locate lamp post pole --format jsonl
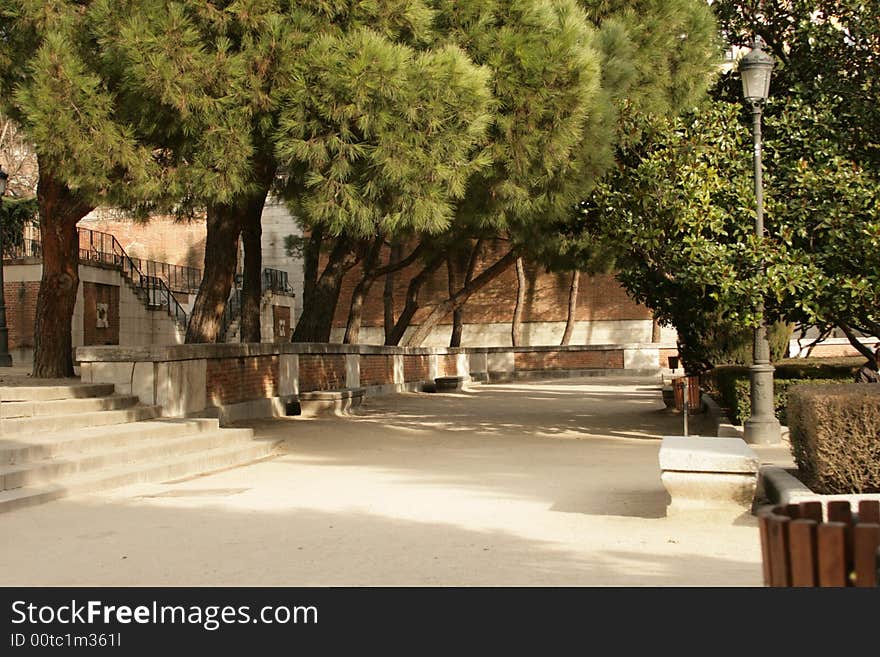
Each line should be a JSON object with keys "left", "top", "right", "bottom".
{"left": 0, "top": 165, "right": 12, "bottom": 366}
{"left": 740, "top": 37, "right": 780, "bottom": 445}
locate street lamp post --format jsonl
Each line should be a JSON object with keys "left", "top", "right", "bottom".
{"left": 0, "top": 165, "right": 12, "bottom": 366}
{"left": 739, "top": 37, "right": 780, "bottom": 444}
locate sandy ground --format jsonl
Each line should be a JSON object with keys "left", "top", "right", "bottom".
{"left": 0, "top": 377, "right": 794, "bottom": 586}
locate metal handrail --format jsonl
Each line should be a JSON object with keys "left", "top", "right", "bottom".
{"left": 77, "top": 228, "right": 189, "bottom": 330}
{"left": 2, "top": 238, "right": 42, "bottom": 260}
{"left": 132, "top": 257, "right": 201, "bottom": 294}
{"left": 219, "top": 268, "right": 294, "bottom": 342}
{"left": 262, "top": 268, "right": 292, "bottom": 294}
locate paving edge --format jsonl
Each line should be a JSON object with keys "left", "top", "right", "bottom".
{"left": 759, "top": 464, "right": 880, "bottom": 510}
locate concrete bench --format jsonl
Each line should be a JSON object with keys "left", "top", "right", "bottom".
{"left": 659, "top": 436, "right": 760, "bottom": 518}
{"left": 297, "top": 388, "right": 365, "bottom": 417}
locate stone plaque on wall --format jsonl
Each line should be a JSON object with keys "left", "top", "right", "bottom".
{"left": 96, "top": 302, "right": 109, "bottom": 328}
{"left": 273, "top": 305, "right": 291, "bottom": 342}
{"left": 84, "top": 282, "right": 120, "bottom": 346}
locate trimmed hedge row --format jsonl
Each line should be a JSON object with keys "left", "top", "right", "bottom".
{"left": 728, "top": 378, "right": 847, "bottom": 425}
{"left": 788, "top": 384, "right": 880, "bottom": 494}
{"left": 710, "top": 359, "right": 859, "bottom": 425}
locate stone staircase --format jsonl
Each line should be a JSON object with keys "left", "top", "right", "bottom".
{"left": 0, "top": 382, "right": 280, "bottom": 513}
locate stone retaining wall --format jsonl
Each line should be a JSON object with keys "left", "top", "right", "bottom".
{"left": 76, "top": 342, "right": 673, "bottom": 422}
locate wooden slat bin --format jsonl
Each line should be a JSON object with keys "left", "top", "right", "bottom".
{"left": 672, "top": 376, "right": 702, "bottom": 413}
{"left": 758, "top": 500, "right": 880, "bottom": 587}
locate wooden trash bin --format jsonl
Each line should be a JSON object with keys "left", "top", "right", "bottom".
{"left": 759, "top": 500, "right": 880, "bottom": 587}
{"left": 672, "top": 376, "right": 701, "bottom": 413}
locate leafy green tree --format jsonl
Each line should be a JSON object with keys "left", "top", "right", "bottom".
{"left": 276, "top": 22, "right": 493, "bottom": 342}
{"left": 0, "top": 1, "right": 158, "bottom": 376}
{"left": 93, "top": 0, "right": 285, "bottom": 343}
{"left": 581, "top": 1, "right": 880, "bottom": 371}
{"left": 401, "top": 0, "right": 719, "bottom": 346}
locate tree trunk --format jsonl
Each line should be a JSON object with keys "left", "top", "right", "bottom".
{"left": 186, "top": 203, "right": 242, "bottom": 343}
{"left": 238, "top": 183, "right": 273, "bottom": 343}
{"left": 292, "top": 237, "right": 359, "bottom": 343}
{"left": 839, "top": 322, "right": 876, "bottom": 365}
{"left": 386, "top": 255, "right": 444, "bottom": 346}
{"left": 344, "top": 235, "right": 384, "bottom": 344}
{"left": 301, "top": 226, "right": 324, "bottom": 314}
{"left": 32, "top": 169, "right": 93, "bottom": 378}
{"left": 511, "top": 257, "right": 526, "bottom": 347}
{"left": 449, "top": 239, "right": 482, "bottom": 348}
{"left": 651, "top": 312, "right": 661, "bottom": 343}
{"left": 560, "top": 271, "right": 580, "bottom": 346}
{"left": 239, "top": 159, "right": 275, "bottom": 343}
{"left": 383, "top": 243, "right": 402, "bottom": 344}
{"left": 448, "top": 257, "right": 464, "bottom": 348}
{"left": 404, "top": 250, "right": 517, "bottom": 347}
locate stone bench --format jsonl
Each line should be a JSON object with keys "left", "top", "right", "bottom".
{"left": 433, "top": 376, "right": 469, "bottom": 392}
{"left": 659, "top": 436, "right": 760, "bottom": 519}
{"left": 296, "top": 388, "right": 366, "bottom": 417}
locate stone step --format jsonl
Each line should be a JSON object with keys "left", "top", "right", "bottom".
{"left": 0, "top": 427, "right": 256, "bottom": 490}
{"left": 0, "top": 440, "right": 280, "bottom": 514}
{"left": 0, "top": 383, "right": 116, "bottom": 402}
{"left": 0, "top": 394, "right": 139, "bottom": 419}
{"left": 0, "top": 405, "right": 161, "bottom": 437}
{"left": 0, "top": 418, "right": 222, "bottom": 464}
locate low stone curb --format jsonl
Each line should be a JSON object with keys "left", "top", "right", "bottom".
{"left": 759, "top": 464, "right": 880, "bottom": 510}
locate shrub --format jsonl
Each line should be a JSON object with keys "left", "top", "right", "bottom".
{"left": 709, "top": 358, "right": 859, "bottom": 424}
{"left": 730, "top": 378, "right": 846, "bottom": 425}
{"left": 787, "top": 384, "right": 880, "bottom": 494}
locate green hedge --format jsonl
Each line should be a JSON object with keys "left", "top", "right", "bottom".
{"left": 710, "top": 359, "right": 858, "bottom": 424}
{"left": 729, "top": 378, "right": 848, "bottom": 425}
{"left": 788, "top": 384, "right": 880, "bottom": 494}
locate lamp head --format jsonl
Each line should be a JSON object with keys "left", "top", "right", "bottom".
{"left": 739, "top": 36, "right": 774, "bottom": 105}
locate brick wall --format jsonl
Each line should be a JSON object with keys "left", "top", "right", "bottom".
{"left": 206, "top": 355, "right": 279, "bottom": 405}
{"left": 80, "top": 212, "right": 207, "bottom": 269}
{"left": 659, "top": 348, "right": 681, "bottom": 369}
{"left": 4, "top": 281, "right": 39, "bottom": 349}
{"left": 359, "top": 354, "right": 394, "bottom": 386}
{"left": 439, "top": 354, "right": 458, "bottom": 377}
{"left": 403, "top": 354, "right": 430, "bottom": 382}
{"left": 331, "top": 240, "right": 652, "bottom": 330}
{"left": 82, "top": 282, "right": 120, "bottom": 346}
{"left": 298, "top": 354, "right": 346, "bottom": 392}
{"left": 514, "top": 349, "right": 624, "bottom": 371}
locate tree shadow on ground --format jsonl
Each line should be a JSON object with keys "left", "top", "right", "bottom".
{"left": 0, "top": 494, "right": 762, "bottom": 586}
{"left": 240, "top": 379, "right": 717, "bottom": 521}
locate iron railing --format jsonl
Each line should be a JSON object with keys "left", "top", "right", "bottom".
{"left": 132, "top": 258, "right": 201, "bottom": 294}
{"left": 219, "top": 268, "right": 292, "bottom": 342}
{"left": 76, "top": 229, "right": 201, "bottom": 294}
{"left": 262, "top": 268, "right": 292, "bottom": 294}
{"left": 77, "top": 228, "right": 189, "bottom": 330}
{"left": 2, "top": 238, "right": 42, "bottom": 260}
{"left": 3, "top": 226, "right": 190, "bottom": 330}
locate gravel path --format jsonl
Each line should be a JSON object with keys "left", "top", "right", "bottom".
{"left": 0, "top": 377, "right": 791, "bottom": 586}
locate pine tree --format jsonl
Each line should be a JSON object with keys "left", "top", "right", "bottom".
{"left": 0, "top": 1, "right": 158, "bottom": 377}
{"left": 400, "top": 0, "right": 719, "bottom": 346}
{"left": 92, "top": 0, "right": 280, "bottom": 343}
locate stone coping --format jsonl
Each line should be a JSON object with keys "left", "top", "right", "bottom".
{"left": 759, "top": 465, "right": 880, "bottom": 509}
{"left": 659, "top": 436, "right": 760, "bottom": 474}
{"left": 76, "top": 341, "right": 675, "bottom": 363}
